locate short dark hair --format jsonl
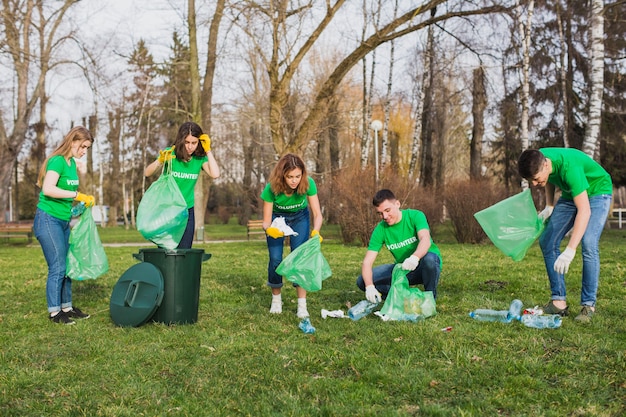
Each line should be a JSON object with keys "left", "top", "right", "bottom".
{"left": 518, "top": 149, "right": 545, "bottom": 179}
{"left": 373, "top": 189, "right": 396, "bottom": 207}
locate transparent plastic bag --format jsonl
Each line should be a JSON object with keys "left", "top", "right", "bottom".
{"left": 379, "top": 265, "right": 437, "bottom": 320}
{"left": 275, "top": 237, "right": 332, "bottom": 292}
{"left": 474, "top": 189, "right": 545, "bottom": 261}
{"left": 136, "top": 163, "right": 188, "bottom": 250}
{"left": 66, "top": 207, "right": 109, "bottom": 280}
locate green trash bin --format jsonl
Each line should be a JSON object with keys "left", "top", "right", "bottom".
{"left": 133, "top": 248, "right": 211, "bottom": 325}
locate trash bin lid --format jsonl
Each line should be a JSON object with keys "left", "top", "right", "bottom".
{"left": 110, "top": 262, "right": 164, "bottom": 327}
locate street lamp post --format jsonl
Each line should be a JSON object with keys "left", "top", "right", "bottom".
{"left": 370, "top": 120, "right": 383, "bottom": 184}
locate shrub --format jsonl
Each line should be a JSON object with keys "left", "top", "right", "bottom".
{"left": 330, "top": 164, "right": 444, "bottom": 245}
{"left": 444, "top": 179, "right": 507, "bottom": 243}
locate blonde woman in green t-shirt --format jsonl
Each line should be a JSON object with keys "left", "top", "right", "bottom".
{"left": 518, "top": 148, "right": 612, "bottom": 322}
{"left": 33, "top": 126, "right": 96, "bottom": 325}
{"left": 260, "top": 153, "right": 323, "bottom": 318}
{"left": 145, "top": 122, "right": 220, "bottom": 248}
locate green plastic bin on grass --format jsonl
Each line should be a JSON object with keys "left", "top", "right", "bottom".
{"left": 133, "top": 248, "right": 211, "bottom": 325}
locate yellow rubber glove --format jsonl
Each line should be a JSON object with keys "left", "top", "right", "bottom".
{"left": 158, "top": 147, "right": 175, "bottom": 164}
{"left": 310, "top": 229, "right": 323, "bottom": 243}
{"left": 265, "top": 227, "right": 284, "bottom": 239}
{"left": 75, "top": 192, "right": 95, "bottom": 208}
{"left": 199, "top": 134, "right": 211, "bottom": 153}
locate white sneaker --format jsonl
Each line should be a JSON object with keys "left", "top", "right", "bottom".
{"left": 297, "top": 305, "right": 309, "bottom": 319}
{"left": 270, "top": 299, "right": 282, "bottom": 314}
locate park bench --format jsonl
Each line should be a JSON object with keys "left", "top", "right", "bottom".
{"left": 0, "top": 222, "right": 34, "bottom": 243}
{"left": 246, "top": 219, "right": 290, "bottom": 244}
{"left": 246, "top": 219, "right": 265, "bottom": 240}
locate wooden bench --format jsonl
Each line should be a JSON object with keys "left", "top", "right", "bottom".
{"left": 0, "top": 222, "right": 34, "bottom": 243}
{"left": 247, "top": 219, "right": 265, "bottom": 240}
{"left": 246, "top": 219, "right": 290, "bottom": 245}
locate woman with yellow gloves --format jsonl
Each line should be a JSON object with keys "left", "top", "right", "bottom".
{"left": 261, "top": 153, "right": 323, "bottom": 318}
{"left": 144, "top": 121, "right": 220, "bottom": 248}
{"left": 34, "top": 126, "right": 96, "bottom": 324}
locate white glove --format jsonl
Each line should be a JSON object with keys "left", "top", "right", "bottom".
{"left": 365, "top": 285, "right": 382, "bottom": 304}
{"left": 539, "top": 206, "right": 554, "bottom": 222}
{"left": 554, "top": 247, "right": 575, "bottom": 275}
{"left": 401, "top": 255, "right": 420, "bottom": 271}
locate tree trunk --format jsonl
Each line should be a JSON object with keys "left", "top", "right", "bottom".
{"left": 470, "top": 66, "right": 486, "bottom": 179}
{"left": 517, "top": 0, "right": 534, "bottom": 152}
{"left": 583, "top": 0, "right": 604, "bottom": 160}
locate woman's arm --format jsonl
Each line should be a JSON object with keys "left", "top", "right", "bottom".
{"left": 202, "top": 151, "right": 220, "bottom": 178}
{"left": 262, "top": 201, "right": 274, "bottom": 230}
{"left": 144, "top": 159, "right": 161, "bottom": 177}
{"left": 41, "top": 171, "right": 76, "bottom": 199}
{"left": 307, "top": 194, "right": 323, "bottom": 232}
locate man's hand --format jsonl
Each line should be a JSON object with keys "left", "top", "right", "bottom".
{"left": 539, "top": 206, "right": 554, "bottom": 222}
{"left": 199, "top": 134, "right": 211, "bottom": 153}
{"left": 75, "top": 192, "right": 95, "bottom": 208}
{"left": 158, "top": 147, "right": 175, "bottom": 164}
{"left": 310, "top": 230, "right": 323, "bottom": 243}
{"left": 401, "top": 255, "right": 420, "bottom": 271}
{"left": 265, "top": 227, "right": 284, "bottom": 239}
{"left": 554, "top": 247, "right": 575, "bottom": 274}
{"left": 365, "top": 285, "right": 382, "bottom": 304}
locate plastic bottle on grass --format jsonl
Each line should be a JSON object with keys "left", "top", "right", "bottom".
{"left": 469, "top": 309, "right": 511, "bottom": 323}
{"left": 71, "top": 202, "right": 86, "bottom": 217}
{"left": 508, "top": 299, "right": 523, "bottom": 321}
{"left": 348, "top": 300, "right": 379, "bottom": 321}
{"left": 521, "top": 314, "right": 562, "bottom": 329}
{"left": 298, "top": 317, "right": 316, "bottom": 334}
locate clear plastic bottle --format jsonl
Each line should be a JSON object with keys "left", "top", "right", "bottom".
{"left": 348, "top": 300, "right": 379, "bottom": 321}
{"left": 70, "top": 202, "right": 86, "bottom": 217}
{"left": 298, "top": 317, "right": 316, "bottom": 334}
{"left": 521, "top": 314, "right": 562, "bottom": 329}
{"left": 469, "top": 309, "right": 511, "bottom": 323}
{"left": 508, "top": 299, "right": 523, "bottom": 321}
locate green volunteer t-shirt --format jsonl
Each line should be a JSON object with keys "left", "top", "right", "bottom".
{"left": 166, "top": 148, "right": 208, "bottom": 208}
{"left": 541, "top": 148, "right": 612, "bottom": 199}
{"left": 367, "top": 209, "right": 441, "bottom": 263}
{"left": 37, "top": 155, "right": 79, "bottom": 221}
{"left": 260, "top": 176, "right": 317, "bottom": 213}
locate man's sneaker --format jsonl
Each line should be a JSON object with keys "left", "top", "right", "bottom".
{"left": 270, "top": 299, "right": 282, "bottom": 314}
{"left": 297, "top": 306, "right": 309, "bottom": 319}
{"left": 66, "top": 307, "right": 90, "bottom": 320}
{"left": 575, "top": 306, "right": 594, "bottom": 323}
{"left": 49, "top": 311, "right": 75, "bottom": 325}
{"left": 543, "top": 300, "right": 569, "bottom": 317}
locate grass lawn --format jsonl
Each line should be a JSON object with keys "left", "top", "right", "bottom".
{"left": 1, "top": 222, "right": 624, "bottom": 416}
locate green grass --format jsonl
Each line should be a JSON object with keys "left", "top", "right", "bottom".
{"left": 1, "top": 223, "right": 625, "bottom": 416}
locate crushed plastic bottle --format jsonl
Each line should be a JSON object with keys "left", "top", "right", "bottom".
{"left": 508, "top": 299, "right": 523, "bottom": 321}
{"left": 521, "top": 314, "right": 562, "bottom": 329}
{"left": 70, "top": 202, "right": 86, "bottom": 217}
{"left": 298, "top": 317, "right": 316, "bottom": 334}
{"left": 348, "top": 300, "right": 379, "bottom": 321}
{"left": 469, "top": 299, "right": 523, "bottom": 323}
{"left": 469, "top": 309, "right": 511, "bottom": 323}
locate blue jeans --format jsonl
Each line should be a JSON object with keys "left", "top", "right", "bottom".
{"left": 538, "top": 194, "right": 611, "bottom": 307}
{"left": 266, "top": 208, "right": 310, "bottom": 288}
{"left": 34, "top": 208, "right": 72, "bottom": 313}
{"left": 356, "top": 252, "right": 441, "bottom": 299}
{"left": 178, "top": 207, "right": 195, "bottom": 249}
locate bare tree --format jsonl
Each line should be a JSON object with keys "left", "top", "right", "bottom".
{"left": 583, "top": 0, "right": 604, "bottom": 159}
{"left": 470, "top": 66, "right": 486, "bottom": 179}
{"left": 0, "top": 0, "right": 80, "bottom": 221}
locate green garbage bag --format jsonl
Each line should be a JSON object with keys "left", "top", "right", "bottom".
{"left": 379, "top": 265, "right": 437, "bottom": 320}
{"left": 67, "top": 207, "right": 109, "bottom": 280}
{"left": 275, "top": 237, "right": 332, "bottom": 292}
{"left": 136, "top": 163, "right": 188, "bottom": 250}
{"left": 474, "top": 188, "right": 545, "bottom": 261}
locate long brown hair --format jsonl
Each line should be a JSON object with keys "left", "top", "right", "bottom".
{"left": 36, "top": 126, "right": 93, "bottom": 187}
{"left": 268, "top": 153, "right": 309, "bottom": 195}
{"left": 173, "top": 121, "right": 205, "bottom": 161}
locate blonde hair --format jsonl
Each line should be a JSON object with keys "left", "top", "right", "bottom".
{"left": 37, "top": 126, "right": 93, "bottom": 187}
{"left": 268, "top": 153, "right": 309, "bottom": 195}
